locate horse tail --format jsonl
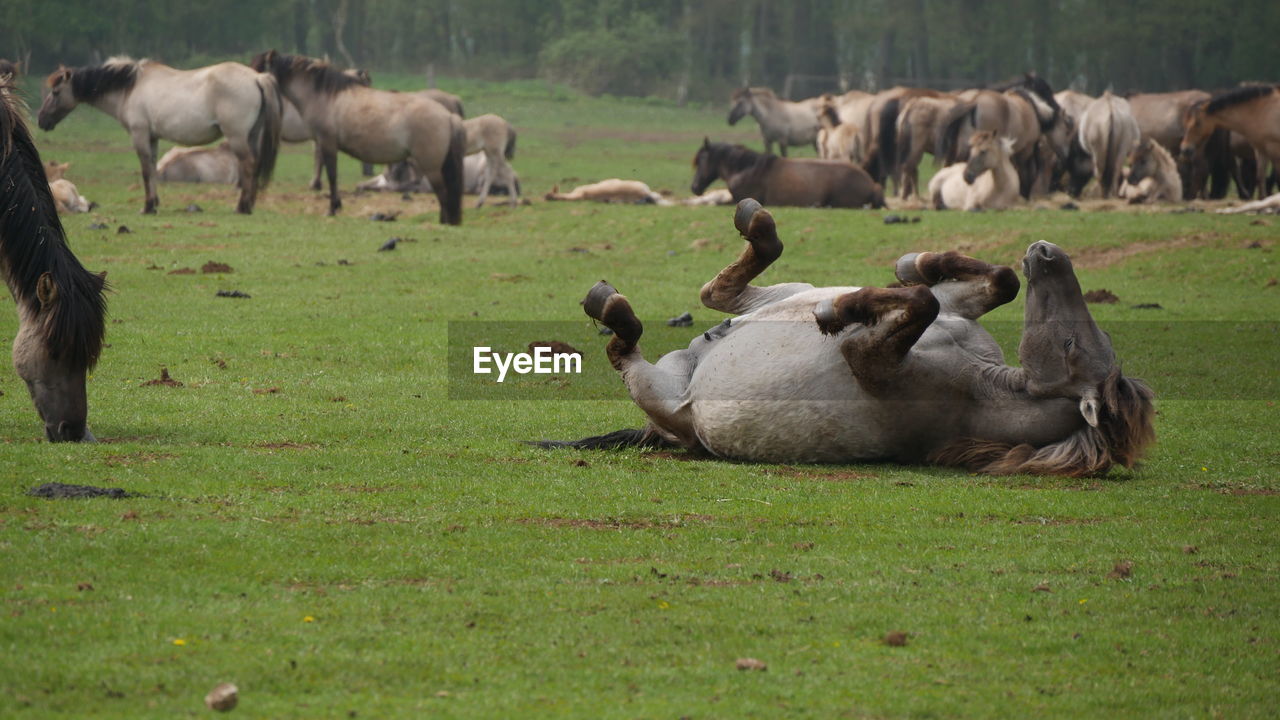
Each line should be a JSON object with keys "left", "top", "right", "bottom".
{"left": 935, "top": 102, "right": 975, "bottom": 165}
{"left": 530, "top": 427, "right": 677, "bottom": 451}
{"left": 896, "top": 110, "right": 914, "bottom": 171}
{"left": 504, "top": 123, "right": 517, "bottom": 161}
{"left": 440, "top": 116, "right": 466, "bottom": 225}
{"left": 876, "top": 97, "right": 901, "bottom": 184}
{"left": 1100, "top": 103, "right": 1118, "bottom": 197}
{"left": 251, "top": 73, "right": 283, "bottom": 190}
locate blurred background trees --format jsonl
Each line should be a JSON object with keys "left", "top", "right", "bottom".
{"left": 4, "top": 0, "right": 1276, "bottom": 100}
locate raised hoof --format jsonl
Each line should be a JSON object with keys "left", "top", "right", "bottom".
{"left": 813, "top": 298, "right": 844, "bottom": 336}
{"left": 894, "top": 252, "right": 931, "bottom": 286}
{"left": 731, "top": 199, "right": 783, "bottom": 263}
{"left": 733, "top": 198, "right": 765, "bottom": 234}
{"left": 582, "top": 281, "right": 619, "bottom": 321}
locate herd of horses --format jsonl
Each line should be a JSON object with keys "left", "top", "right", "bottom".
{"left": 725, "top": 75, "right": 1280, "bottom": 211}
{"left": 6, "top": 55, "right": 1273, "bottom": 474}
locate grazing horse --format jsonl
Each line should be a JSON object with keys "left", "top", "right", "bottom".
{"left": 277, "top": 66, "right": 372, "bottom": 190}
{"left": 929, "top": 131, "right": 1020, "bottom": 211}
{"left": 37, "top": 57, "right": 282, "bottom": 214}
{"left": 251, "top": 51, "right": 466, "bottom": 225}
{"left": 816, "top": 99, "right": 864, "bottom": 164}
{"left": 1120, "top": 139, "right": 1182, "bottom": 203}
{"left": 894, "top": 94, "right": 962, "bottom": 199}
{"left": 727, "top": 87, "right": 820, "bottom": 157}
{"left": 691, "top": 140, "right": 885, "bottom": 209}
{"left": 1078, "top": 92, "right": 1141, "bottom": 198}
{"left": 1, "top": 80, "right": 108, "bottom": 441}
{"left": 1180, "top": 86, "right": 1280, "bottom": 185}
{"left": 545, "top": 200, "right": 1154, "bottom": 475}
{"left": 937, "top": 76, "right": 1073, "bottom": 198}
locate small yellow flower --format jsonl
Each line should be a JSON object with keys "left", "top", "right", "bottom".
{"left": 173, "top": 638, "right": 187, "bottom": 646}
{"left": 1201, "top": 467, "right": 1208, "bottom": 472}
{"left": 1079, "top": 598, "right": 1088, "bottom": 605}
{"left": 656, "top": 601, "right": 669, "bottom": 610}
{"left": 303, "top": 615, "right": 315, "bottom": 623}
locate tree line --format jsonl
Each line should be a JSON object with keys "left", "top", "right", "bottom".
{"left": 3, "top": 0, "right": 1276, "bottom": 101}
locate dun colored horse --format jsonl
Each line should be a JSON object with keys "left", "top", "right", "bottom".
{"left": 2, "top": 79, "right": 108, "bottom": 441}
{"left": 929, "top": 131, "right": 1020, "bottom": 211}
{"left": 545, "top": 179, "right": 669, "bottom": 205}
{"left": 893, "top": 94, "right": 962, "bottom": 199}
{"left": 545, "top": 200, "right": 1154, "bottom": 475}
{"left": 727, "top": 87, "right": 820, "bottom": 157}
{"left": 1078, "top": 92, "right": 1141, "bottom": 198}
{"left": 1181, "top": 85, "right": 1280, "bottom": 185}
{"left": 252, "top": 51, "right": 466, "bottom": 224}
{"left": 692, "top": 139, "right": 885, "bottom": 209}
{"left": 156, "top": 143, "right": 241, "bottom": 184}
{"left": 278, "top": 66, "right": 372, "bottom": 190}
{"left": 43, "top": 161, "right": 93, "bottom": 214}
{"left": 1121, "top": 139, "right": 1182, "bottom": 203}
{"left": 1128, "top": 90, "right": 1232, "bottom": 199}
{"left": 816, "top": 98, "right": 864, "bottom": 164}
{"left": 37, "top": 57, "right": 282, "bottom": 214}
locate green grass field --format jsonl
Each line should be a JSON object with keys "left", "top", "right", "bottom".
{"left": 2, "top": 73, "right": 1278, "bottom": 719}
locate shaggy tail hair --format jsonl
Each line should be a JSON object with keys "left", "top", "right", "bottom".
{"left": 504, "top": 125, "right": 517, "bottom": 161}
{"left": 532, "top": 428, "right": 677, "bottom": 451}
{"left": 251, "top": 73, "right": 283, "bottom": 191}
{"left": 929, "top": 370, "right": 1155, "bottom": 477}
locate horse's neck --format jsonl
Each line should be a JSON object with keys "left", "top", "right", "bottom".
{"left": 86, "top": 91, "right": 128, "bottom": 122}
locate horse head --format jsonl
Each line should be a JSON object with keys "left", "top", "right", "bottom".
{"left": 727, "top": 88, "right": 753, "bottom": 125}
{"left": 1126, "top": 139, "right": 1158, "bottom": 186}
{"left": 962, "top": 131, "right": 1011, "bottom": 184}
{"left": 691, "top": 138, "right": 721, "bottom": 195}
{"left": 1179, "top": 101, "right": 1213, "bottom": 161}
{"left": 36, "top": 67, "right": 76, "bottom": 131}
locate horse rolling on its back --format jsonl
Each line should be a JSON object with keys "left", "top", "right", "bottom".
{"left": 1078, "top": 91, "right": 1141, "bottom": 198}
{"left": 251, "top": 50, "right": 466, "bottom": 225}
{"left": 929, "top": 131, "right": 1020, "bottom": 211}
{"left": 727, "top": 87, "right": 820, "bottom": 157}
{"left": 1, "top": 78, "right": 108, "bottom": 441}
{"left": 692, "top": 139, "right": 885, "bottom": 209}
{"left": 37, "top": 57, "right": 282, "bottom": 214}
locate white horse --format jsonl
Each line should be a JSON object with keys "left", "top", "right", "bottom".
{"left": 816, "top": 96, "right": 864, "bottom": 164}
{"left": 1079, "top": 92, "right": 1141, "bottom": 198}
{"left": 544, "top": 179, "right": 670, "bottom": 205}
{"left": 37, "top": 57, "right": 282, "bottom": 214}
{"left": 727, "top": 87, "right": 819, "bottom": 156}
{"left": 929, "top": 131, "right": 1020, "bottom": 211}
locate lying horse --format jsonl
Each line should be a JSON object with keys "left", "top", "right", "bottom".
{"left": 544, "top": 179, "right": 670, "bottom": 205}
{"left": 2, "top": 77, "right": 108, "bottom": 441}
{"left": 43, "top": 161, "right": 93, "bottom": 214}
{"left": 1120, "top": 139, "right": 1182, "bottom": 204}
{"left": 692, "top": 139, "right": 885, "bottom": 209}
{"left": 929, "top": 131, "right": 1020, "bottom": 211}
{"left": 547, "top": 200, "right": 1154, "bottom": 476}
{"left": 357, "top": 153, "right": 517, "bottom": 197}
{"left": 727, "top": 87, "right": 820, "bottom": 157}
{"left": 37, "top": 57, "right": 282, "bottom": 214}
{"left": 156, "top": 143, "right": 241, "bottom": 184}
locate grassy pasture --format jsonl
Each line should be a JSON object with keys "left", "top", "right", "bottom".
{"left": 2, "top": 72, "right": 1279, "bottom": 718}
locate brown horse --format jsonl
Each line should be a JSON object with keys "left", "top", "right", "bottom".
{"left": 692, "top": 139, "right": 885, "bottom": 209}
{"left": 1181, "top": 86, "right": 1280, "bottom": 183}
{"left": 894, "top": 94, "right": 962, "bottom": 199}
{"left": 251, "top": 51, "right": 466, "bottom": 224}
{"left": 1127, "top": 90, "right": 1236, "bottom": 200}
{"left": 2, "top": 78, "right": 108, "bottom": 441}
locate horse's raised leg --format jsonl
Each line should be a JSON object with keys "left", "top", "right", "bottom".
{"left": 582, "top": 281, "right": 697, "bottom": 444}
{"left": 132, "top": 134, "right": 159, "bottom": 214}
{"left": 893, "top": 251, "right": 1019, "bottom": 319}
{"left": 699, "top": 200, "right": 813, "bottom": 315}
{"left": 813, "top": 285, "right": 940, "bottom": 393}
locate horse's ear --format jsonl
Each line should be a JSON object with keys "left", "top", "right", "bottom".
{"left": 1079, "top": 387, "right": 1101, "bottom": 428}
{"left": 36, "top": 272, "right": 58, "bottom": 308}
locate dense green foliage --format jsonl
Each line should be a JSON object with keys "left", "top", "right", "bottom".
{"left": 3, "top": 0, "right": 1278, "bottom": 101}
{"left": 1, "top": 73, "right": 1278, "bottom": 718}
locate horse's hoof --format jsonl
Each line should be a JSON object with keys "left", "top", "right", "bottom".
{"left": 582, "top": 281, "right": 618, "bottom": 321}
{"left": 894, "top": 253, "right": 930, "bottom": 285}
{"left": 733, "top": 199, "right": 765, "bottom": 235}
{"left": 813, "top": 298, "right": 845, "bottom": 336}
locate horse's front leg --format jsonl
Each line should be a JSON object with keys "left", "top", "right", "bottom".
{"left": 132, "top": 134, "right": 159, "bottom": 214}
{"left": 893, "top": 251, "right": 1019, "bottom": 320}
{"left": 700, "top": 199, "right": 813, "bottom": 315}
{"left": 814, "top": 285, "right": 940, "bottom": 393}
{"left": 321, "top": 144, "right": 342, "bottom": 215}
{"left": 309, "top": 143, "right": 325, "bottom": 191}
{"left": 474, "top": 152, "right": 495, "bottom": 208}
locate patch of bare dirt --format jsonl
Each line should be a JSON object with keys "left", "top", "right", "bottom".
{"left": 140, "top": 368, "right": 182, "bottom": 387}
{"left": 167, "top": 267, "right": 195, "bottom": 275}
{"left": 253, "top": 442, "right": 319, "bottom": 450}
{"left": 201, "top": 261, "right": 233, "bottom": 274}
{"left": 515, "top": 514, "right": 715, "bottom": 530}
{"left": 1084, "top": 289, "right": 1120, "bottom": 304}
{"left": 1107, "top": 560, "right": 1134, "bottom": 579}
{"left": 1069, "top": 233, "right": 1227, "bottom": 269}
{"left": 882, "top": 631, "right": 910, "bottom": 647}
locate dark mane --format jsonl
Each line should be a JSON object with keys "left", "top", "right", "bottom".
{"left": 705, "top": 142, "right": 777, "bottom": 174}
{"left": 1020, "top": 73, "right": 1060, "bottom": 112}
{"left": 0, "top": 81, "right": 107, "bottom": 370}
{"left": 819, "top": 104, "right": 841, "bottom": 126}
{"left": 1205, "top": 85, "right": 1278, "bottom": 115}
{"left": 251, "top": 51, "right": 365, "bottom": 95}
{"left": 67, "top": 59, "right": 138, "bottom": 101}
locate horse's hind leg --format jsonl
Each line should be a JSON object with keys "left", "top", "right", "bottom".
{"left": 132, "top": 133, "right": 159, "bottom": 214}
{"left": 228, "top": 140, "right": 257, "bottom": 214}
{"left": 582, "top": 281, "right": 697, "bottom": 444}
{"left": 700, "top": 200, "right": 813, "bottom": 315}
{"left": 893, "top": 251, "right": 1019, "bottom": 319}
{"left": 813, "top": 285, "right": 940, "bottom": 393}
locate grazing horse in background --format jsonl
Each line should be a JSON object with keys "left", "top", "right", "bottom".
{"left": 929, "top": 131, "right": 1020, "bottom": 211}
{"left": 727, "top": 87, "right": 820, "bottom": 157}
{"left": 1128, "top": 90, "right": 1232, "bottom": 200}
{"left": 816, "top": 98, "right": 864, "bottom": 164}
{"left": 1120, "top": 139, "right": 1182, "bottom": 203}
{"left": 1180, "top": 86, "right": 1280, "bottom": 189}
{"left": 1, "top": 79, "right": 108, "bottom": 441}
{"left": 1078, "top": 92, "right": 1141, "bottom": 198}
{"left": 692, "top": 139, "right": 885, "bottom": 209}
{"left": 37, "top": 57, "right": 282, "bottom": 214}
{"left": 546, "top": 200, "right": 1154, "bottom": 476}
{"left": 277, "top": 66, "right": 373, "bottom": 190}
{"left": 894, "top": 94, "right": 962, "bottom": 199}
{"left": 936, "top": 76, "right": 1072, "bottom": 198}
{"left": 156, "top": 143, "right": 241, "bottom": 184}
{"left": 251, "top": 51, "right": 465, "bottom": 224}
